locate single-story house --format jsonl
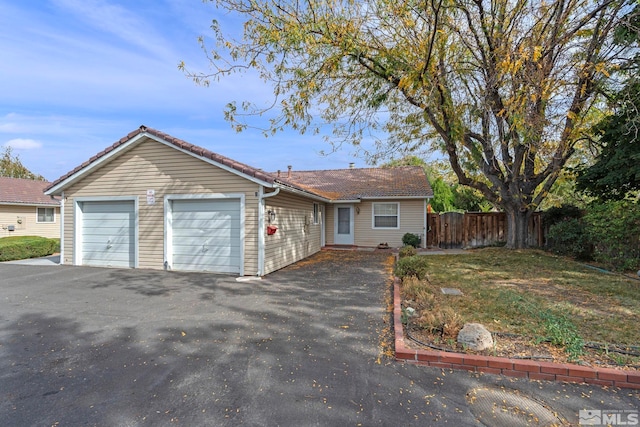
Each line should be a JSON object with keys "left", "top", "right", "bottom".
{"left": 0, "top": 177, "right": 60, "bottom": 239}
{"left": 45, "top": 126, "right": 432, "bottom": 275}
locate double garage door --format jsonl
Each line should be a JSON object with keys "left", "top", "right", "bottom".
{"left": 79, "top": 198, "right": 241, "bottom": 273}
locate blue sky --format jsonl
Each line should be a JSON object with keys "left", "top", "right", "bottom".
{"left": 0, "top": 0, "right": 377, "bottom": 182}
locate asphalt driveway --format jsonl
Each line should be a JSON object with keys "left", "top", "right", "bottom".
{"left": 0, "top": 251, "right": 637, "bottom": 426}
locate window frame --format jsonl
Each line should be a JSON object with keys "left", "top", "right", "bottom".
{"left": 36, "top": 207, "right": 56, "bottom": 223}
{"left": 371, "top": 202, "right": 400, "bottom": 229}
{"left": 313, "top": 203, "right": 320, "bottom": 225}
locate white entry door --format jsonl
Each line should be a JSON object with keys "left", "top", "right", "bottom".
{"left": 170, "top": 198, "right": 242, "bottom": 274}
{"left": 334, "top": 205, "right": 354, "bottom": 245}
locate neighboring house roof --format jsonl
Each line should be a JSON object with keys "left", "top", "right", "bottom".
{"left": 45, "top": 125, "right": 432, "bottom": 201}
{"left": 274, "top": 167, "right": 433, "bottom": 200}
{"left": 0, "top": 177, "right": 59, "bottom": 206}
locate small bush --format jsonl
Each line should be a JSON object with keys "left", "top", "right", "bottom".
{"left": 399, "top": 245, "right": 417, "bottom": 258}
{"left": 546, "top": 218, "right": 592, "bottom": 260}
{"left": 416, "top": 307, "right": 463, "bottom": 339}
{"left": 402, "top": 233, "right": 421, "bottom": 248}
{"left": 584, "top": 200, "right": 640, "bottom": 271}
{"left": 395, "top": 255, "right": 429, "bottom": 280}
{"left": 0, "top": 236, "right": 60, "bottom": 261}
{"left": 542, "top": 204, "right": 583, "bottom": 228}
{"left": 401, "top": 276, "right": 434, "bottom": 309}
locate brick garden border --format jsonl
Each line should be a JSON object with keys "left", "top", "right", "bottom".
{"left": 393, "top": 278, "right": 640, "bottom": 390}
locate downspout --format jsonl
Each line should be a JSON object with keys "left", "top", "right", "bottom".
{"left": 59, "top": 192, "right": 64, "bottom": 263}
{"left": 257, "top": 186, "right": 280, "bottom": 276}
{"left": 423, "top": 198, "right": 427, "bottom": 249}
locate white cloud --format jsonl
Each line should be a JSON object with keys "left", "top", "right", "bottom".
{"left": 4, "top": 138, "right": 42, "bottom": 150}
{"left": 51, "top": 0, "right": 175, "bottom": 61}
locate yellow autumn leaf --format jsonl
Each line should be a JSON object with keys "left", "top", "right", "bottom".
{"left": 533, "top": 46, "right": 542, "bottom": 62}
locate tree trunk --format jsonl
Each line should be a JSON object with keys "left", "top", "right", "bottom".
{"left": 505, "top": 206, "right": 533, "bottom": 249}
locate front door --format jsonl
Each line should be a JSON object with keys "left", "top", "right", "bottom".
{"left": 334, "top": 205, "right": 354, "bottom": 245}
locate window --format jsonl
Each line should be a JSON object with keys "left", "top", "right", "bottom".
{"left": 373, "top": 203, "right": 399, "bottom": 228}
{"left": 37, "top": 207, "right": 55, "bottom": 223}
{"left": 313, "top": 203, "right": 320, "bottom": 224}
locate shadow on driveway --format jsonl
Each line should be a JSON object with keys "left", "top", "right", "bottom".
{"left": 0, "top": 251, "right": 637, "bottom": 426}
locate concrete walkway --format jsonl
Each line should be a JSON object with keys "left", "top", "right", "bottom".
{"left": 2, "top": 254, "right": 60, "bottom": 265}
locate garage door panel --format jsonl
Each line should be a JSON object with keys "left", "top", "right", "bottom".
{"left": 82, "top": 222, "right": 132, "bottom": 231}
{"left": 83, "top": 211, "right": 132, "bottom": 219}
{"left": 172, "top": 228, "right": 240, "bottom": 241}
{"left": 82, "top": 238, "right": 131, "bottom": 249}
{"left": 172, "top": 254, "right": 238, "bottom": 269}
{"left": 172, "top": 219, "right": 237, "bottom": 230}
{"left": 172, "top": 199, "right": 238, "bottom": 212}
{"left": 82, "top": 227, "right": 131, "bottom": 239}
{"left": 83, "top": 244, "right": 131, "bottom": 257}
{"left": 172, "top": 244, "right": 239, "bottom": 257}
{"left": 83, "top": 202, "right": 133, "bottom": 214}
{"left": 170, "top": 198, "right": 241, "bottom": 273}
{"left": 173, "top": 206, "right": 237, "bottom": 219}
{"left": 83, "top": 253, "right": 131, "bottom": 267}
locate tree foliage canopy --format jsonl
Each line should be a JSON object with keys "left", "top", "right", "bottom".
{"left": 186, "top": 0, "right": 636, "bottom": 247}
{"left": 576, "top": 4, "right": 640, "bottom": 201}
{"left": 576, "top": 80, "right": 640, "bottom": 200}
{"left": 0, "top": 147, "right": 45, "bottom": 180}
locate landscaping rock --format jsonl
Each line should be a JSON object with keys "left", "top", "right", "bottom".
{"left": 457, "top": 323, "right": 494, "bottom": 351}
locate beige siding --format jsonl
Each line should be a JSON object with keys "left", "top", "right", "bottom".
{"left": 263, "top": 192, "right": 323, "bottom": 274}
{"left": 325, "top": 199, "right": 426, "bottom": 247}
{"left": 325, "top": 206, "right": 335, "bottom": 245}
{"left": 61, "top": 137, "right": 260, "bottom": 273}
{"left": 0, "top": 205, "right": 60, "bottom": 239}
{"left": 354, "top": 200, "right": 426, "bottom": 247}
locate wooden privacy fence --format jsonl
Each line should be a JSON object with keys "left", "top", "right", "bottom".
{"left": 426, "top": 212, "right": 544, "bottom": 249}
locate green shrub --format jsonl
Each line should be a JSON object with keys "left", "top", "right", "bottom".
{"left": 398, "top": 245, "right": 417, "bottom": 258}
{"left": 0, "top": 236, "right": 60, "bottom": 261}
{"left": 542, "top": 204, "right": 583, "bottom": 228}
{"left": 402, "top": 233, "right": 421, "bottom": 248}
{"left": 546, "top": 218, "right": 592, "bottom": 260}
{"left": 395, "top": 255, "right": 429, "bottom": 280}
{"left": 584, "top": 200, "right": 640, "bottom": 271}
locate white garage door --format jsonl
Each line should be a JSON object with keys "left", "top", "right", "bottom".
{"left": 171, "top": 198, "right": 241, "bottom": 273}
{"left": 81, "top": 200, "right": 135, "bottom": 268}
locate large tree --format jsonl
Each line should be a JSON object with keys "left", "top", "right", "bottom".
{"left": 183, "top": 0, "right": 635, "bottom": 248}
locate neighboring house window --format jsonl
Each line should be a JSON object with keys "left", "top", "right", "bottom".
{"left": 313, "top": 203, "right": 320, "bottom": 224}
{"left": 373, "top": 203, "right": 399, "bottom": 228}
{"left": 37, "top": 207, "right": 55, "bottom": 223}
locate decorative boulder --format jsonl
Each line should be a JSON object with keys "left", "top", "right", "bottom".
{"left": 457, "top": 323, "right": 494, "bottom": 351}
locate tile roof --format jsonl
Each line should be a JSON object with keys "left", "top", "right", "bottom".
{"left": 45, "top": 126, "right": 432, "bottom": 201}
{"left": 45, "top": 125, "right": 275, "bottom": 192}
{"left": 0, "top": 177, "right": 59, "bottom": 205}
{"left": 274, "top": 167, "right": 433, "bottom": 200}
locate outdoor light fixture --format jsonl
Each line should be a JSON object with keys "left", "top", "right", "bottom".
{"left": 267, "top": 210, "right": 276, "bottom": 223}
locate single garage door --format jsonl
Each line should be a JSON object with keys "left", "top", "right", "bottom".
{"left": 81, "top": 200, "right": 136, "bottom": 268}
{"left": 171, "top": 198, "right": 241, "bottom": 273}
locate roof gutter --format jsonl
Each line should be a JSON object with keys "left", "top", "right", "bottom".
{"left": 273, "top": 182, "right": 331, "bottom": 203}
{"left": 357, "top": 196, "right": 433, "bottom": 201}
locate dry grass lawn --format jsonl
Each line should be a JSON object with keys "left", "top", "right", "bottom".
{"left": 399, "top": 248, "right": 640, "bottom": 367}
